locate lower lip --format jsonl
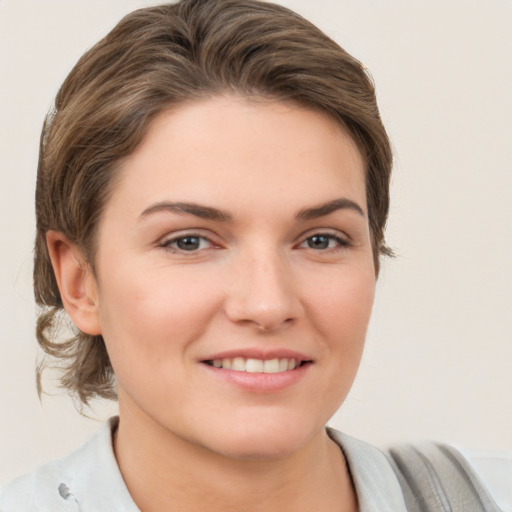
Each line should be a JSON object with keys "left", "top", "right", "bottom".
{"left": 201, "top": 363, "right": 311, "bottom": 393}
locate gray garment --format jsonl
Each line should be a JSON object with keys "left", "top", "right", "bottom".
{"left": 0, "top": 417, "right": 415, "bottom": 511}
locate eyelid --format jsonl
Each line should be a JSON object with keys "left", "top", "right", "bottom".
{"left": 298, "top": 227, "right": 351, "bottom": 242}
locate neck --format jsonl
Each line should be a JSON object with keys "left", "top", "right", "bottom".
{"left": 114, "top": 405, "right": 357, "bottom": 512}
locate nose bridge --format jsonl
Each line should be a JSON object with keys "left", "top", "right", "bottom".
{"left": 225, "top": 242, "right": 299, "bottom": 331}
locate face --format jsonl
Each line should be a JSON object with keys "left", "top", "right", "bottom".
{"left": 89, "top": 96, "right": 375, "bottom": 459}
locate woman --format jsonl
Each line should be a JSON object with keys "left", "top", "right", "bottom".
{"left": 0, "top": 1, "right": 507, "bottom": 511}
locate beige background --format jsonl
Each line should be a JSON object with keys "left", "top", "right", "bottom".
{"left": 1, "top": 0, "right": 511, "bottom": 486}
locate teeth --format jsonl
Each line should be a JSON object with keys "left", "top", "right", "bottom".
{"left": 209, "top": 357, "right": 302, "bottom": 373}
{"left": 245, "top": 358, "right": 263, "bottom": 373}
{"left": 263, "top": 359, "right": 280, "bottom": 373}
{"left": 232, "top": 357, "right": 246, "bottom": 371}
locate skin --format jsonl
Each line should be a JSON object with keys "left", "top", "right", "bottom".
{"left": 48, "top": 96, "right": 376, "bottom": 512}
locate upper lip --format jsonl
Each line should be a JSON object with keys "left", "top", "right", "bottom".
{"left": 201, "top": 348, "right": 313, "bottom": 362}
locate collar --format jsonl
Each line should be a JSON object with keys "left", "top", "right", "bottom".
{"left": 74, "top": 421, "right": 408, "bottom": 511}
{"left": 58, "top": 416, "right": 139, "bottom": 511}
{"left": 327, "top": 428, "right": 409, "bottom": 512}
{"left": 1, "top": 418, "right": 408, "bottom": 511}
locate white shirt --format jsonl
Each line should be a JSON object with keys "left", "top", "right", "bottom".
{"left": 0, "top": 417, "right": 503, "bottom": 511}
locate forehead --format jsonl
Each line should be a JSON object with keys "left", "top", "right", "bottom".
{"left": 106, "top": 96, "right": 366, "bottom": 220}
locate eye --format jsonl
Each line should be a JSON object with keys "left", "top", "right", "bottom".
{"left": 299, "top": 233, "right": 349, "bottom": 250}
{"left": 161, "top": 234, "right": 213, "bottom": 252}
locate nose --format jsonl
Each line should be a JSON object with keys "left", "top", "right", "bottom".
{"left": 224, "top": 249, "right": 301, "bottom": 332}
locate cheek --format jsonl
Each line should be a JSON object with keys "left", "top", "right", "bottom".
{"left": 306, "top": 263, "right": 375, "bottom": 340}
{"left": 96, "top": 265, "right": 223, "bottom": 372}
{"left": 295, "top": 263, "right": 375, "bottom": 425}
{"left": 302, "top": 260, "right": 375, "bottom": 401}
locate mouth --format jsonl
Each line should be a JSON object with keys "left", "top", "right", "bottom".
{"left": 200, "top": 352, "right": 313, "bottom": 392}
{"left": 202, "top": 357, "right": 312, "bottom": 373}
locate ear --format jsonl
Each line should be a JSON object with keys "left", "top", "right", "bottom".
{"left": 46, "top": 231, "right": 102, "bottom": 336}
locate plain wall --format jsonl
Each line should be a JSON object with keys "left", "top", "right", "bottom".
{"left": 1, "top": 0, "right": 511, "bottom": 486}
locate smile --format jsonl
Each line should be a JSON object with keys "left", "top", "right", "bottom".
{"left": 204, "top": 357, "right": 309, "bottom": 373}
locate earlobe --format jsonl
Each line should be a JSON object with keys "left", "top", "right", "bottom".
{"left": 46, "top": 231, "right": 102, "bottom": 335}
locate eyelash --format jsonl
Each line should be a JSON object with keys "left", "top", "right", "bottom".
{"left": 159, "top": 231, "right": 350, "bottom": 255}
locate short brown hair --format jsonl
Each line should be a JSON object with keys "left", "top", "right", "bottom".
{"left": 34, "top": 0, "right": 393, "bottom": 404}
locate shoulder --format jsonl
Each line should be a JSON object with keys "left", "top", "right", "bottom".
{"left": 0, "top": 438, "right": 91, "bottom": 512}
{"left": 460, "top": 448, "right": 512, "bottom": 512}
{"left": 0, "top": 457, "right": 74, "bottom": 511}
{"left": 327, "top": 427, "right": 509, "bottom": 512}
{"left": 0, "top": 417, "right": 138, "bottom": 512}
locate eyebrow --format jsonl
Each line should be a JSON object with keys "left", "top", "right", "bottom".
{"left": 139, "top": 202, "right": 233, "bottom": 222}
{"left": 295, "top": 198, "right": 365, "bottom": 220}
{"left": 139, "top": 197, "right": 365, "bottom": 223}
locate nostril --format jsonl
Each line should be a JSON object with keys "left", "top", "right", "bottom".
{"left": 258, "top": 316, "right": 295, "bottom": 331}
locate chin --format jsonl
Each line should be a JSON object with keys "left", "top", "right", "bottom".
{"left": 214, "top": 435, "right": 307, "bottom": 461}
{"left": 199, "top": 416, "right": 322, "bottom": 461}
